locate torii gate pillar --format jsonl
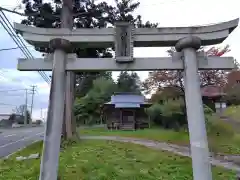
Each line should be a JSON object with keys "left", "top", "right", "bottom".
{"left": 176, "top": 36, "right": 212, "bottom": 180}
{"left": 39, "top": 38, "right": 70, "bottom": 180}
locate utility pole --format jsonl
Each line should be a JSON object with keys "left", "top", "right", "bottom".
{"left": 30, "top": 85, "right": 37, "bottom": 125}
{"left": 24, "top": 88, "right": 28, "bottom": 126}
{"left": 41, "top": 108, "right": 43, "bottom": 120}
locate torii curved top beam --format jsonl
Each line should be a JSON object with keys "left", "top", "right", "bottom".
{"left": 14, "top": 18, "right": 239, "bottom": 48}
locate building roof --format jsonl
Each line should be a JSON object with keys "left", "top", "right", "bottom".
{"left": 155, "top": 85, "right": 226, "bottom": 98}
{"left": 200, "top": 85, "right": 226, "bottom": 97}
{"left": 0, "top": 114, "right": 11, "bottom": 121}
{"left": 104, "top": 93, "right": 151, "bottom": 108}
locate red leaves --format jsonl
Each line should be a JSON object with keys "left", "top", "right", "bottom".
{"left": 205, "top": 45, "right": 230, "bottom": 57}
{"left": 143, "top": 45, "right": 231, "bottom": 95}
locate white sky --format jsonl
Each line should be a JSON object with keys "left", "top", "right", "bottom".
{"left": 0, "top": 0, "right": 239, "bottom": 119}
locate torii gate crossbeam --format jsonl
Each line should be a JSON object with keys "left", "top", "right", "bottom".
{"left": 18, "top": 55, "right": 234, "bottom": 71}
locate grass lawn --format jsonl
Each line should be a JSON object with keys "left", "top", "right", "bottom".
{"left": 0, "top": 140, "right": 237, "bottom": 180}
{"left": 80, "top": 127, "right": 189, "bottom": 145}
{"left": 223, "top": 105, "right": 240, "bottom": 122}
{"left": 80, "top": 127, "right": 240, "bottom": 155}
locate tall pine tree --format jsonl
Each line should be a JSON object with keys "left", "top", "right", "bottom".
{"left": 21, "top": 0, "right": 158, "bottom": 138}
{"left": 21, "top": 0, "right": 157, "bottom": 97}
{"left": 117, "top": 71, "right": 142, "bottom": 93}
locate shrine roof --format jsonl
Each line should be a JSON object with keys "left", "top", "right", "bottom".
{"left": 104, "top": 92, "right": 151, "bottom": 108}
{"left": 201, "top": 85, "right": 226, "bottom": 97}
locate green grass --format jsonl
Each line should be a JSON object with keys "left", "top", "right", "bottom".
{"left": 208, "top": 133, "right": 240, "bottom": 155}
{"left": 80, "top": 127, "right": 240, "bottom": 155}
{"left": 81, "top": 127, "right": 189, "bottom": 145}
{"left": 223, "top": 105, "right": 240, "bottom": 122}
{"left": 0, "top": 140, "right": 237, "bottom": 180}
{"left": 207, "top": 117, "right": 240, "bottom": 155}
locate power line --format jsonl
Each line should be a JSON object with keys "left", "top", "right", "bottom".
{"left": 0, "top": 88, "right": 42, "bottom": 95}
{"left": 0, "top": 89, "right": 26, "bottom": 92}
{"left": 24, "top": 88, "right": 28, "bottom": 125}
{"left": 0, "top": 11, "right": 32, "bottom": 58}
{"left": 29, "top": 85, "right": 37, "bottom": 123}
{"left": 0, "top": 103, "right": 31, "bottom": 107}
{"left": 0, "top": 94, "right": 25, "bottom": 97}
{"left": 0, "top": 103, "right": 16, "bottom": 106}
{"left": 0, "top": 10, "right": 51, "bottom": 84}
{"left": 0, "top": 46, "right": 32, "bottom": 52}
{"left": 0, "top": 91, "right": 29, "bottom": 95}
{"left": 0, "top": 102, "right": 31, "bottom": 107}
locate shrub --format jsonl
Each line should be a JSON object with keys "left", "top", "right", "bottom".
{"left": 203, "top": 104, "right": 214, "bottom": 124}
{"left": 203, "top": 104, "right": 214, "bottom": 115}
{"left": 223, "top": 105, "right": 240, "bottom": 121}
{"left": 146, "top": 103, "right": 162, "bottom": 125}
{"left": 224, "top": 85, "right": 240, "bottom": 105}
{"left": 147, "top": 99, "right": 215, "bottom": 131}
{"left": 160, "top": 99, "right": 186, "bottom": 131}
{"left": 207, "top": 115, "right": 234, "bottom": 138}
{"left": 161, "top": 99, "right": 183, "bottom": 116}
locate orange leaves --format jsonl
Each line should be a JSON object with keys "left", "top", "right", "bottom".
{"left": 143, "top": 45, "right": 231, "bottom": 95}
{"left": 205, "top": 45, "right": 230, "bottom": 57}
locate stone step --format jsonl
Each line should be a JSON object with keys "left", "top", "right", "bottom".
{"left": 120, "top": 124, "right": 135, "bottom": 130}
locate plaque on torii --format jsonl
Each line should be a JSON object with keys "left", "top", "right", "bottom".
{"left": 114, "top": 22, "right": 134, "bottom": 63}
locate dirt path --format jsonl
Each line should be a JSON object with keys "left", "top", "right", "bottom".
{"left": 81, "top": 135, "right": 240, "bottom": 172}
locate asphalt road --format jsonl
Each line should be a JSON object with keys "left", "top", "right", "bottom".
{"left": 0, "top": 126, "right": 44, "bottom": 158}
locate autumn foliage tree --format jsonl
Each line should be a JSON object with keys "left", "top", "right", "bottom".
{"left": 143, "top": 45, "right": 231, "bottom": 98}
{"left": 199, "top": 45, "right": 230, "bottom": 87}
{"left": 224, "top": 69, "right": 240, "bottom": 105}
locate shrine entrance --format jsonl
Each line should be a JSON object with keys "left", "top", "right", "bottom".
{"left": 15, "top": 18, "right": 239, "bottom": 180}
{"left": 122, "top": 110, "right": 134, "bottom": 124}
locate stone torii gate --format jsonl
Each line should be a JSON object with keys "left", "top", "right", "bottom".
{"left": 14, "top": 18, "right": 239, "bottom": 180}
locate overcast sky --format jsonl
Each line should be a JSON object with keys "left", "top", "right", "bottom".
{"left": 0, "top": 0, "right": 239, "bottom": 120}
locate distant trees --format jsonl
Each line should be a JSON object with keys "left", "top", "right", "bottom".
{"left": 143, "top": 45, "right": 231, "bottom": 96}
{"left": 74, "top": 71, "right": 142, "bottom": 125}
{"left": 117, "top": 71, "right": 142, "bottom": 93}
{"left": 35, "top": 119, "right": 43, "bottom": 125}
{"left": 74, "top": 77, "right": 117, "bottom": 125}
{"left": 8, "top": 113, "right": 16, "bottom": 123}
{"left": 144, "top": 45, "right": 236, "bottom": 131}
{"left": 224, "top": 70, "right": 240, "bottom": 105}
{"left": 10, "top": 105, "right": 31, "bottom": 124}
{"left": 13, "top": 104, "right": 26, "bottom": 116}
{"left": 225, "top": 86, "right": 240, "bottom": 105}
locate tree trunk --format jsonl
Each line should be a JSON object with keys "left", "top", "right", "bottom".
{"left": 71, "top": 74, "right": 80, "bottom": 140}
{"left": 178, "top": 71, "right": 187, "bottom": 119}
{"left": 61, "top": 0, "right": 79, "bottom": 140}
